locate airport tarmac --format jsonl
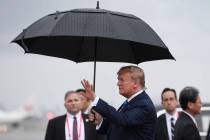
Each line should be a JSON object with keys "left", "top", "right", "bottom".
{"left": 0, "top": 128, "right": 45, "bottom": 140}
{"left": 0, "top": 118, "right": 47, "bottom": 140}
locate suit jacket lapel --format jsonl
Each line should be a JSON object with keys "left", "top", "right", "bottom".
{"left": 83, "top": 114, "right": 89, "bottom": 140}
{"left": 117, "top": 103, "right": 124, "bottom": 111}
{"left": 182, "top": 112, "right": 198, "bottom": 128}
{"left": 163, "top": 114, "right": 170, "bottom": 140}
{"left": 60, "top": 115, "right": 66, "bottom": 140}
{"left": 118, "top": 101, "right": 129, "bottom": 112}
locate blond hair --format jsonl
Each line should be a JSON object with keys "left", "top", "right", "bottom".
{"left": 118, "top": 65, "right": 145, "bottom": 89}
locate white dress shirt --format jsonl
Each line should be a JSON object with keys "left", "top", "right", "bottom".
{"left": 83, "top": 103, "right": 92, "bottom": 115}
{"left": 165, "top": 111, "right": 178, "bottom": 140}
{"left": 65, "top": 111, "right": 85, "bottom": 140}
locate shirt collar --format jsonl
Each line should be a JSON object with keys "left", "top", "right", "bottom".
{"left": 67, "top": 111, "right": 82, "bottom": 119}
{"left": 182, "top": 110, "right": 197, "bottom": 126}
{"left": 83, "top": 102, "right": 92, "bottom": 114}
{"left": 166, "top": 111, "right": 178, "bottom": 121}
{"left": 127, "top": 89, "right": 144, "bottom": 102}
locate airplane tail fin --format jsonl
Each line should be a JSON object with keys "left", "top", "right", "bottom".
{"left": 17, "top": 96, "right": 41, "bottom": 118}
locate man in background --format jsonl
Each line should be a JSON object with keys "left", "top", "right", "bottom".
{"left": 45, "top": 91, "right": 97, "bottom": 140}
{"left": 76, "top": 89, "right": 107, "bottom": 140}
{"left": 174, "top": 86, "right": 202, "bottom": 140}
{"left": 207, "top": 123, "right": 210, "bottom": 140}
{"left": 76, "top": 89, "right": 92, "bottom": 114}
{"left": 155, "top": 88, "right": 179, "bottom": 140}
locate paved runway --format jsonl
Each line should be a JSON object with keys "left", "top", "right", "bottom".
{"left": 1, "top": 118, "right": 207, "bottom": 140}
{"left": 0, "top": 129, "right": 45, "bottom": 140}
{"left": 0, "top": 119, "right": 47, "bottom": 140}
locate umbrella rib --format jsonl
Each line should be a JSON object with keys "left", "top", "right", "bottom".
{"left": 21, "top": 29, "right": 30, "bottom": 53}
{"left": 75, "top": 14, "right": 90, "bottom": 62}
{"left": 107, "top": 11, "right": 118, "bottom": 39}
{"left": 48, "top": 11, "right": 68, "bottom": 36}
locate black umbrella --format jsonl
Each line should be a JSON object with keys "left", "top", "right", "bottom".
{"left": 12, "top": 3, "right": 175, "bottom": 89}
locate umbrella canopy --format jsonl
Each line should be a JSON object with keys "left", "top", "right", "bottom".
{"left": 12, "top": 7, "right": 175, "bottom": 89}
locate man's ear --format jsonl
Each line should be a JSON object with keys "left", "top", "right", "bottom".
{"left": 187, "top": 102, "right": 193, "bottom": 110}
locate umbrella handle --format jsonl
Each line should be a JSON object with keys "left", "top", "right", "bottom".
{"left": 93, "top": 38, "right": 97, "bottom": 92}
{"left": 93, "top": 61, "right": 96, "bottom": 92}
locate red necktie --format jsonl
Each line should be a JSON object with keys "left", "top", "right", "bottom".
{"left": 73, "top": 116, "right": 78, "bottom": 140}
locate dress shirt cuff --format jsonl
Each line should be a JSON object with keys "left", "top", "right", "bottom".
{"left": 96, "top": 118, "right": 103, "bottom": 130}
{"left": 91, "top": 96, "right": 99, "bottom": 106}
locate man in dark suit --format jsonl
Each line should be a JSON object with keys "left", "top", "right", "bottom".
{"left": 207, "top": 124, "right": 210, "bottom": 140}
{"left": 75, "top": 89, "right": 92, "bottom": 114}
{"left": 76, "top": 89, "right": 107, "bottom": 140}
{"left": 81, "top": 65, "right": 157, "bottom": 140}
{"left": 174, "top": 86, "right": 202, "bottom": 140}
{"left": 155, "top": 88, "right": 179, "bottom": 140}
{"left": 45, "top": 91, "right": 97, "bottom": 140}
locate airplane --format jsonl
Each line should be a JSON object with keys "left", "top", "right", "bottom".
{"left": 0, "top": 96, "right": 42, "bottom": 133}
{"left": 0, "top": 103, "right": 34, "bottom": 128}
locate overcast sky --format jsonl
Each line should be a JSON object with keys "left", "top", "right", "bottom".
{"left": 0, "top": 0, "right": 210, "bottom": 112}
